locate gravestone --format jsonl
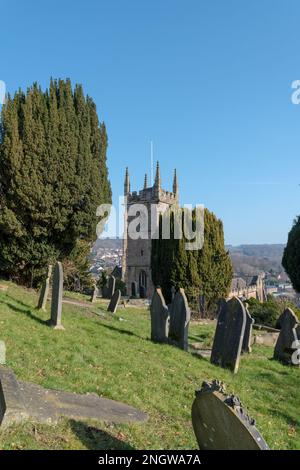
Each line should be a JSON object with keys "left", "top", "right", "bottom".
{"left": 168, "top": 288, "right": 190, "bottom": 351}
{"left": 210, "top": 297, "right": 246, "bottom": 373}
{"left": 241, "top": 305, "right": 254, "bottom": 353}
{"left": 274, "top": 308, "right": 300, "bottom": 366}
{"left": 0, "top": 366, "right": 147, "bottom": 428}
{"left": 253, "top": 332, "right": 278, "bottom": 347}
{"left": 108, "top": 276, "right": 116, "bottom": 299}
{"left": 90, "top": 285, "right": 99, "bottom": 303}
{"left": 107, "top": 289, "right": 121, "bottom": 314}
{"left": 199, "top": 294, "right": 205, "bottom": 315}
{"left": 0, "top": 341, "right": 6, "bottom": 365}
{"left": 37, "top": 265, "right": 52, "bottom": 311}
{"left": 150, "top": 288, "right": 169, "bottom": 343}
{"left": 50, "top": 262, "right": 64, "bottom": 330}
{"left": 171, "top": 286, "right": 176, "bottom": 301}
{"left": 192, "top": 380, "right": 269, "bottom": 450}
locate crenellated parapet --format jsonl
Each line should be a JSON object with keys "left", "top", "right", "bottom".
{"left": 123, "top": 162, "right": 179, "bottom": 204}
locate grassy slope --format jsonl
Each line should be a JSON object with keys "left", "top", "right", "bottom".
{"left": 0, "top": 281, "right": 299, "bottom": 450}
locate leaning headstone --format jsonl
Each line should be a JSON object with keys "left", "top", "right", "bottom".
{"left": 150, "top": 288, "right": 169, "bottom": 343}
{"left": 108, "top": 276, "right": 116, "bottom": 299}
{"left": 50, "top": 262, "right": 64, "bottom": 330}
{"left": 168, "top": 288, "right": 190, "bottom": 351}
{"left": 0, "top": 366, "right": 29, "bottom": 427}
{"left": 37, "top": 265, "right": 52, "bottom": 311}
{"left": 0, "top": 341, "right": 6, "bottom": 365}
{"left": 274, "top": 308, "right": 300, "bottom": 366}
{"left": 210, "top": 297, "right": 246, "bottom": 373}
{"left": 191, "top": 380, "right": 269, "bottom": 450}
{"left": 241, "top": 305, "right": 254, "bottom": 354}
{"left": 209, "top": 299, "right": 227, "bottom": 364}
{"left": 90, "top": 285, "right": 99, "bottom": 303}
{"left": 107, "top": 289, "right": 121, "bottom": 314}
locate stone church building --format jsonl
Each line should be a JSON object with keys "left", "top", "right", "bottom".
{"left": 122, "top": 162, "right": 178, "bottom": 298}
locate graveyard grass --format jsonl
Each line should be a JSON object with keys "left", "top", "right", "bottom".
{"left": 0, "top": 282, "right": 299, "bottom": 450}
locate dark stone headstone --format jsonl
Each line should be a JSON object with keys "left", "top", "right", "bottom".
{"left": 150, "top": 288, "right": 169, "bottom": 343}
{"left": 168, "top": 288, "right": 190, "bottom": 351}
{"left": 199, "top": 294, "right": 206, "bottom": 315}
{"left": 107, "top": 289, "right": 121, "bottom": 314}
{"left": 210, "top": 297, "right": 246, "bottom": 373}
{"left": 274, "top": 308, "right": 300, "bottom": 366}
{"left": 50, "top": 262, "right": 64, "bottom": 330}
{"left": 171, "top": 286, "right": 176, "bottom": 301}
{"left": 130, "top": 281, "right": 137, "bottom": 297}
{"left": 37, "top": 265, "right": 52, "bottom": 311}
{"left": 108, "top": 276, "right": 116, "bottom": 299}
{"left": 192, "top": 380, "right": 269, "bottom": 450}
{"left": 210, "top": 299, "right": 227, "bottom": 361}
{"left": 242, "top": 306, "right": 254, "bottom": 354}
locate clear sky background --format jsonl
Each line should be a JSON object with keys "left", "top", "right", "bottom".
{"left": 1, "top": 0, "right": 300, "bottom": 245}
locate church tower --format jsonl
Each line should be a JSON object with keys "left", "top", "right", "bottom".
{"left": 122, "top": 164, "right": 178, "bottom": 298}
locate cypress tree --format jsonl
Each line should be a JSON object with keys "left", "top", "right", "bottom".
{"left": 282, "top": 216, "right": 300, "bottom": 292}
{"left": 151, "top": 207, "right": 233, "bottom": 312}
{"left": 0, "top": 79, "right": 111, "bottom": 286}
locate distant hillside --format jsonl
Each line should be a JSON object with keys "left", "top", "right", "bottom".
{"left": 227, "top": 244, "right": 285, "bottom": 258}
{"left": 93, "top": 238, "right": 123, "bottom": 252}
{"left": 92, "top": 239, "right": 286, "bottom": 278}
{"left": 227, "top": 244, "right": 285, "bottom": 277}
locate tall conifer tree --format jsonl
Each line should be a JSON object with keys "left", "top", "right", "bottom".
{"left": 0, "top": 79, "right": 111, "bottom": 286}
{"left": 151, "top": 207, "right": 233, "bottom": 313}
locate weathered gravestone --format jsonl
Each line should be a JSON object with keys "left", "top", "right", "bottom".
{"left": 210, "top": 297, "right": 246, "bottom": 373}
{"left": 150, "top": 288, "right": 169, "bottom": 343}
{"left": 191, "top": 380, "right": 269, "bottom": 450}
{"left": 171, "top": 286, "right": 176, "bottom": 301}
{"left": 108, "top": 276, "right": 116, "bottom": 298}
{"left": 49, "top": 262, "right": 64, "bottom": 330}
{"left": 0, "top": 365, "right": 147, "bottom": 428}
{"left": 107, "top": 289, "right": 121, "bottom": 314}
{"left": 168, "top": 288, "right": 190, "bottom": 351}
{"left": 253, "top": 332, "right": 278, "bottom": 347}
{"left": 0, "top": 341, "right": 6, "bottom": 365}
{"left": 90, "top": 285, "right": 99, "bottom": 303}
{"left": 241, "top": 305, "right": 254, "bottom": 354}
{"left": 274, "top": 308, "right": 300, "bottom": 366}
{"left": 37, "top": 265, "right": 52, "bottom": 311}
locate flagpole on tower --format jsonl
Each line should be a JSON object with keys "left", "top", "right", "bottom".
{"left": 150, "top": 140, "right": 154, "bottom": 186}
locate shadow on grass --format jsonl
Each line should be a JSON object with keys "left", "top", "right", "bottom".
{"left": 258, "top": 368, "right": 294, "bottom": 380}
{"left": 70, "top": 420, "right": 136, "bottom": 450}
{"left": 4, "top": 293, "right": 36, "bottom": 309}
{"left": 268, "top": 409, "right": 300, "bottom": 427}
{"left": 98, "top": 323, "right": 148, "bottom": 341}
{"left": 190, "top": 351, "right": 211, "bottom": 362}
{"left": 0, "top": 299, "right": 48, "bottom": 326}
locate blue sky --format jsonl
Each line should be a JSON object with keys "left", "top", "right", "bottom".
{"left": 1, "top": 0, "right": 300, "bottom": 245}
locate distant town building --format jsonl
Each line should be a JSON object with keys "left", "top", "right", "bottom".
{"left": 229, "top": 273, "right": 267, "bottom": 302}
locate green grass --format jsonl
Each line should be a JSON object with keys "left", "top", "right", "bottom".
{"left": 0, "top": 281, "right": 299, "bottom": 450}
{"left": 63, "top": 290, "right": 91, "bottom": 302}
